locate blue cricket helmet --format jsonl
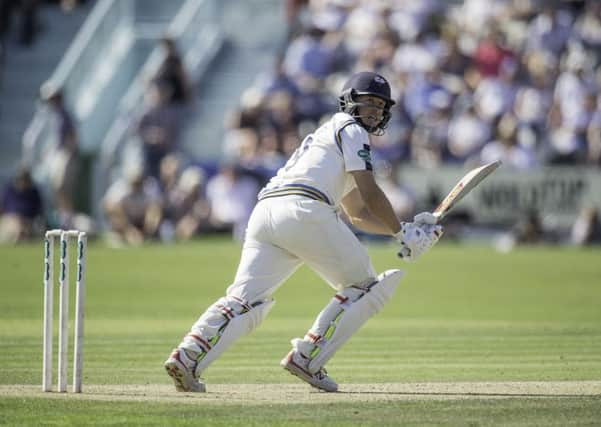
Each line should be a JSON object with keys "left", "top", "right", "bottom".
{"left": 338, "top": 71, "right": 396, "bottom": 135}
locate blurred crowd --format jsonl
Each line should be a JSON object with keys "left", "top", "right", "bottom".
{"left": 250, "top": 0, "right": 601, "bottom": 171}
{"left": 99, "top": 35, "right": 262, "bottom": 245}
{"left": 3, "top": 0, "right": 601, "bottom": 246}
{"left": 208, "top": 0, "right": 601, "bottom": 244}
{"left": 1, "top": 33, "right": 261, "bottom": 245}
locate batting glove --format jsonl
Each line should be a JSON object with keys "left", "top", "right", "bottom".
{"left": 396, "top": 222, "right": 443, "bottom": 261}
{"left": 413, "top": 211, "right": 438, "bottom": 225}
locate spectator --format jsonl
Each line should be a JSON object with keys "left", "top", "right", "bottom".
{"left": 310, "top": 0, "right": 353, "bottom": 37}
{"left": 103, "top": 170, "right": 162, "bottom": 246}
{"left": 545, "top": 48, "right": 595, "bottom": 164}
{"left": 355, "top": 29, "right": 398, "bottom": 72}
{"left": 402, "top": 65, "right": 450, "bottom": 121}
{"left": 294, "top": 77, "right": 336, "bottom": 123}
{"left": 393, "top": 33, "right": 440, "bottom": 78}
{"left": 388, "top": 0, "right": 443, "bottom": 43}
{"left": 553, "top": 46, "right": 596, "bottom": 133}
{"left": 0, "top": 168, "right": 43, "bottom": 243}
{"left": 480, "top": 113, "right": 536, "bottom": 170}
{"left": 495, "top": 210, "right": 552, "bottom": 252}
{"left": 410, "top": 90, "right": 452, "bottom": 168}
{"left": 514, "top": 51, "right": 555, "bottom": 130}
{"left": 41, "top": 86, "right": 79, "bottom": 215}
{"left": 472, "top": 27, "right": 515, "bottom": 78}
{"left": 258, "top": 58, "right": 302, "bottom": 98}
{"left": 155, "top": 37, "right": 193, "bottom": 105}
{"left": 160, "top": 166, "right": 210, "bottom": 242}
{"left": 205, "top": 163, "right": 260, "bottom": 240}
{"left": 446, "top": 104, "right": 490, "bottom": 164}
{"left": 151, "top": 153, "right": 181, "bottom": 198}
{"left": 545, "top": 126, "right": 587, "bottom": 164}
{"left": 281, "top": 127, "right": 301, "bottom": 157}
{"left": 439, "top": 31, "right": 471, "bottom": 77}
{"left": 136, "top": 79, "right": 182, "bottom": 179}
{"left": 222, "top": 127, "right": 261, "bottom": 166}
{"left": 283, "top": 26, "right": 335, "bottom": 81}
{"left": 586, "top": 94, "right": 601, "bottom": 165}
{"left": 146, "top": 154, "right": 182, "bottom": 240}
{"left": 451, "top": 0, "right": 506, "bottom": 37}
{"left": 574, "top": 1, "right": 601, "bottom": 49}
{"left": 284, "top": 0, "right": 310, "bottom": 42}
{"left": 226, "top": 85, "right": 269, "bottom": 132}
{"left": 46, "top": 0, "right": 89, "bottom": 11}
{"left": 526, "top": 4, "right": 573, "bottom": 56}
{"left": 571, "top": 207, "right": 601, "bottom": 245}
{"left": 264, "top": 89, "right": 299, "bottom": 132}
{"left": 59, "top": 0, "right": 86, "bottom": 12}
{"left": 0, "top": 0, "right": 39, "bottom": 47}
{"left": 473, "top": 59, "right": 518, "bottom": 122}
{"left": 255, "top": 125, "right": 287, "bottom": 175}
{"left": 512, "top": 210, "right": 546, "bottom": 244}
{"left": 343, "top": 1, "right": 386, "bottom": 57}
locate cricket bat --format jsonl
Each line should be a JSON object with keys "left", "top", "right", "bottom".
{"left": 432, "top": 160, "right": 501, "bottom": 223}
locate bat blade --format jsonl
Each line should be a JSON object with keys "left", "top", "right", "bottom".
{"left": 432, "top": 160, "right": 501, "bottom": 223}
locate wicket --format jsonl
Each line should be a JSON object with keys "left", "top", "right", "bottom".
{"left": 43, "top": 229, "right": 87, "bottom": 393}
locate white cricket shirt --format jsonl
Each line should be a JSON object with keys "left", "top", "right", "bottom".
{"left": 258, "top": 112, "right": 373, "bottom": 208}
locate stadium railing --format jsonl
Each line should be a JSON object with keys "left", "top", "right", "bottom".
{"left": 22, "top": 0, "right": 186, "bottom": 164}
{"left": 20, "top": 0, "right": 223, "bottom": 221}
{"left": 93, "top": 0, "right": 224, "bottom": 221}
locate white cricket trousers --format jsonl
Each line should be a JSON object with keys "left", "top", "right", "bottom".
{"left": 226, "top": 195, "right": 377, "bottom": 304}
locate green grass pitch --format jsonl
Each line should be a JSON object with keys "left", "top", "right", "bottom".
{"left": 1, "top": 238, "right": 600, "bottom": 426}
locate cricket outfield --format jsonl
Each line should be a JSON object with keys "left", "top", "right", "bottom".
{"left": 1, "top": 238, "right": 600, "bottom": 426}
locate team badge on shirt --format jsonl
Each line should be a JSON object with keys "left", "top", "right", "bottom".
{"left": 357, "top": 148, "right": 371, "bottom": 161}
{"left": 357, "top": 144, "right": 373, "bottom": 170}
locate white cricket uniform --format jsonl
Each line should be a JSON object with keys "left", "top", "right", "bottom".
{"left": 226, "top": 112, "right": 377, "bottom": 303}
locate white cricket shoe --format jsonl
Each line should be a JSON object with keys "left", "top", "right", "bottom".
{"left": 280, "top": 350, "right": 338, "bottom": 392}
{"left": 164, "top": 348, "right": 206, "bottom": 392}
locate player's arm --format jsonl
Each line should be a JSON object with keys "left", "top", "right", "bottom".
{"left": 341, "top": 180, "right": 443, "bottom": 261}
{"left": 340, "top": 187, "right": 393, "bottom": 235}
{"left": 345, "top": 170, "right": 402, "bottom": 236}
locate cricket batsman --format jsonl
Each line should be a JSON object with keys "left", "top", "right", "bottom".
{"left": 164, "top": 71, "right": 443, "bottom": 392}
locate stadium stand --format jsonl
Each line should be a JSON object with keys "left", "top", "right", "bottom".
{"left": 1, "top": 0, "right": 600, "bottom": 245}
{"left": 0, "top": 0, "right": 94, "bottom": 185}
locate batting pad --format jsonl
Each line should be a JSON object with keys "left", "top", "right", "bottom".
{"left": 307, "top": 269, "right": 403, "bottom": 373}
{"left": 194, "top": 298, "right": 275, "bottom": 375}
